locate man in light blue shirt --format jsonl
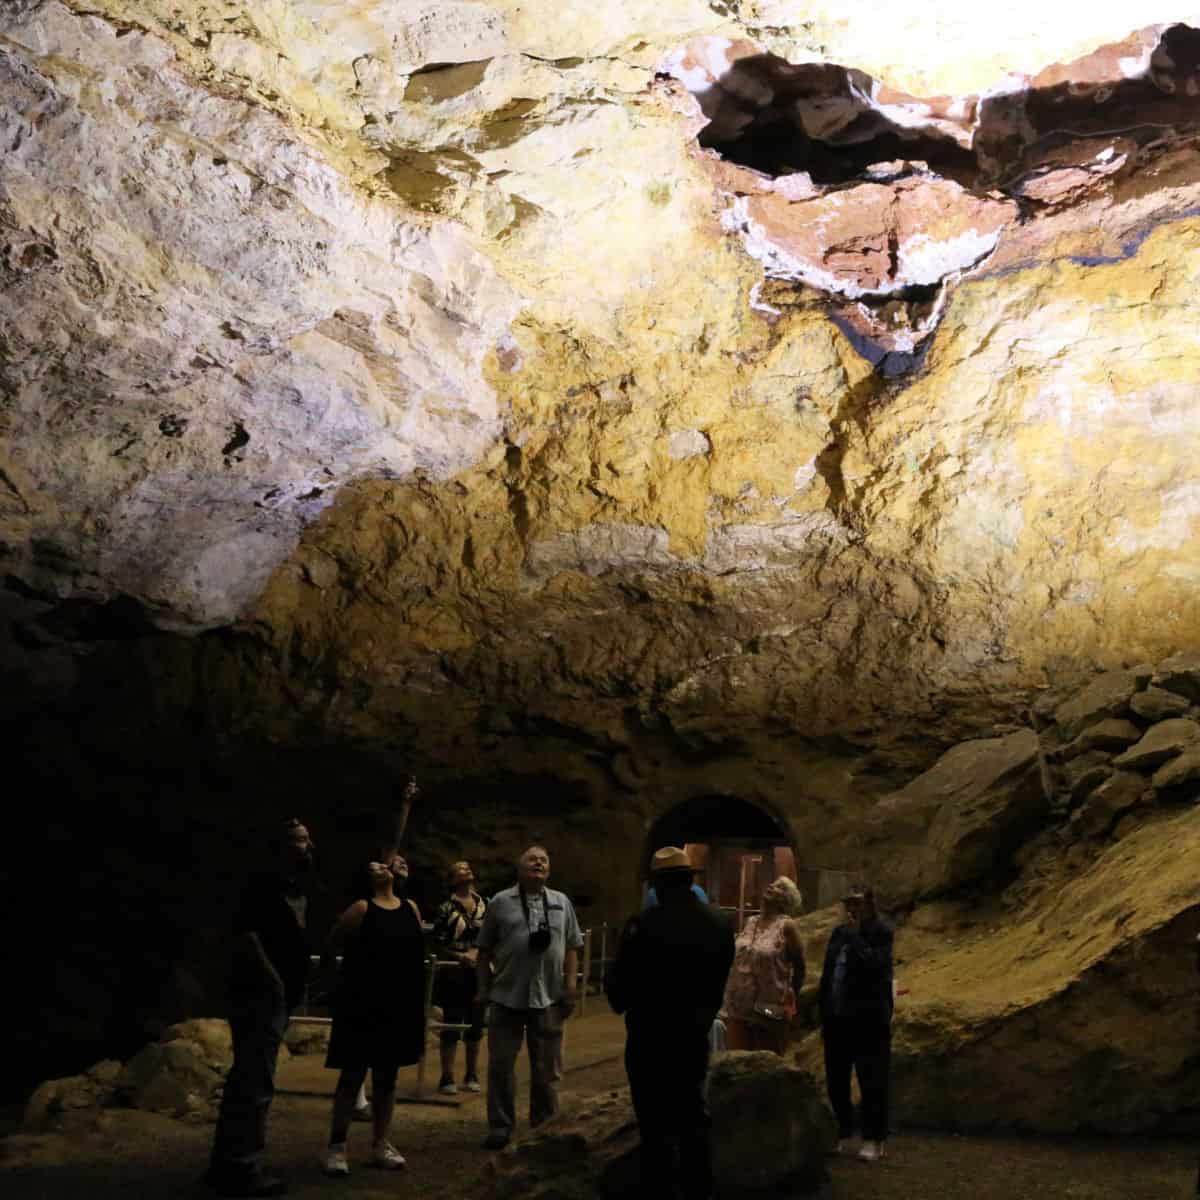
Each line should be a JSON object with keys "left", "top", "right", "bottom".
{"left": 476, "top": 845, "right": 584, "bottom": 1150}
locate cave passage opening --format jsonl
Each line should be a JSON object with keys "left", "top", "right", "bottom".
{"left": 645, "top": 794, "right": 848, "bottom": 929}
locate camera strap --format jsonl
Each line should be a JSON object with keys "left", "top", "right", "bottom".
{"left": 519, "top": 886, "right": 548, "bottom": 931}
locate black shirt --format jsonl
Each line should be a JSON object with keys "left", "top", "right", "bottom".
{"left": 605, "top": 892, "right": 735, "bottom": 1036}
{"left": 817, "top": 916, "right": 894, "bottom": 1025}
{"left": 231, "top": 872, "right": 311, "bottom": 1010}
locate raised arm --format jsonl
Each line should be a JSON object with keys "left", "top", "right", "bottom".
{"left": 384, "top": 776, "right": 419, "bottom": 857}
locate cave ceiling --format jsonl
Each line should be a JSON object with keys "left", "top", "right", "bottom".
{"left": 4, "top": 0, "right": 1200, "bottom": 779}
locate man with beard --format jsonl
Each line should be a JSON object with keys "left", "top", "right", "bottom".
{"left": 206, "top": 818, "right": 316, "bottom": 1197}
{"left": 605, "top": 847, "right": 735, "bottom": 1200}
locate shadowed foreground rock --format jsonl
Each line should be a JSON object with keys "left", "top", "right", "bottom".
{"left": 708, "top": 1052, "right": 834, "bottom": 1194}
{"left": 484, "top": 1056, "right": 832, "bottom": 1200}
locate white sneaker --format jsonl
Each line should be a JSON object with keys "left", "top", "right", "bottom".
{"left": 323, "top": 1144, "right": 350, "bottom": 1176}
{"left": 438, "top": 1079, "right": 458, "bottom": 1095}
{"left": 462, "top": 1076, "right": 482, "bottom": 1093}
{"left": 370, "top": 1143, "right": 407, "bottom": 1170}
{"left": 858, "top": 1140, "right": 886, "bottom": 1162}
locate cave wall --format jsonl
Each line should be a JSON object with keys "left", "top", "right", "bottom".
{"left": 5, "top": 0, "right": 1200, "bottom": 1089}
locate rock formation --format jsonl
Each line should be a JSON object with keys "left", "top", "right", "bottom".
{"left": 483, "top": 1052, "right": 833, "bottom": 1200}
{"left": 4, "top": 0, "right": 1200, "bottom": 1108}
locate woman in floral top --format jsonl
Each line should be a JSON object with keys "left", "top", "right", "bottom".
{"left": 719, "top": 877, "right": 806, "bottom": 1055}
{"left": 432, "top": 861, "right": 489, "bottom": 1094}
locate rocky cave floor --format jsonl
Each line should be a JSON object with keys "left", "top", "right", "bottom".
{"left": 4, "top": 1011, "right": 1197, "bottom": 1200}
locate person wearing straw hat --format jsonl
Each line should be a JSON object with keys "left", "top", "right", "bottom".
{"left": 605, "top": 846, "right": 735, "bottom": 1200}
{"left": 817, "top": 883, "right": 894, "bottom": 1163}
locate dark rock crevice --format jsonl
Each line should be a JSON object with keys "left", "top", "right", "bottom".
{"left": 666, "top": 24, "right": 1200, "bottom": 376}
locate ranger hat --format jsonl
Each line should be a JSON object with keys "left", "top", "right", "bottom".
{"left": 650, "top": 846, "right": 695, "bottom": 874}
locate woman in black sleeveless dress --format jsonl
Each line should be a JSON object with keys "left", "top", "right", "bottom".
{"left": 322, "top": 854, "right": 425, "bottom": 1176}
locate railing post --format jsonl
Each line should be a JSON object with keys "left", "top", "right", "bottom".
{"left": 415, "top": 955, "right": 437, "bottom": 1098}
{"left": 579, "top": 928, "right": 592, "bottom": 1015}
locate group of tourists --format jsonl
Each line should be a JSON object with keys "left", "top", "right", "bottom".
{"left": 202, "top": 797, "right": 892, "bottom": 1200}
{"left": 606, "top": 845, "right": 894, "bottom": 1200}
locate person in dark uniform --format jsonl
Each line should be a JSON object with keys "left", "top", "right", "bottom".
{"left": 206, "top": 818, "right": 316, "bottom": 1198}
{"left": 605, "top": 846, "right": 735, "bottom": 1200}
{"left": 321, "top": 851, "right": 426, "bottom": 1176}
{"left": 817, "top": 883, "right": 894, "bottom": 1162}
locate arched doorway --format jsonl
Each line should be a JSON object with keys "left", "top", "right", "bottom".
{"left": 645, "top": 795, "right": 798, "bottom": 932}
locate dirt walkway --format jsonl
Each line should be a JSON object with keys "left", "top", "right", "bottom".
{"left": 4, "top": 1009, "right": 1197, "bottom": 1199}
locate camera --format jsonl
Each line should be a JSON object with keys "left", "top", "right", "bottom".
{"left": 528, "top": 925, "right": 552, "bottom": 953}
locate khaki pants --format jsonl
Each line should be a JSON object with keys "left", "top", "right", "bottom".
{"left": 486, "top": 1003, "right": 564, "bottom": 1136}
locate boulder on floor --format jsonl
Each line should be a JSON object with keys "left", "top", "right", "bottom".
{"left": 484, "top": 1058, "right": 832, "bottom": 1200}
{"left": 285, "top": 1021, "right": 331, "bottom": 1055}
{"left": 162, "top": 1018, "right": 233, "bottom": 1069}
{"left": 865, "top": 728, "right": 1048, "bottom": 905}
{"left": 21, "top": 1063, "right": 121, "bottom": 1133}
{"left": 708, "top": 1052, "right": 833, "bottom": 1195}
{"left": 118, "top": 1037, "right": 223, "bottom": 1117}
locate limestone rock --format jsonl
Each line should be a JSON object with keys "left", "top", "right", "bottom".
{"left": 483, "top": 1058, "right": 831, "bottom": 1200}
{"left": 1054, "top": 669, "right": 1151, "bottom": 742}
{"left": 284, "top": 1022, "right": 331, "bottom": 1056}
{"left": 708, "top": 1053, "right": 833, "bottom": 1195}
{"left": 797, "top": 804, "right": 1200, "bottom": 1133}
{"left": 1070, "top": 772, "right": 1148, "bottom": 838}
{"left": 162, "top": 1018, "right": 232, "bottom": 1071}
{"left": 21, "top": 1069, "right": 118, "bottom": 1133}
{"left": 1151, "top": 750, "right": 1200, "bottom": 796}
{"left": 1130, "top": 686, "right": 1192, "bottom": 723}
{"left": 12, "top": 0, "right": 1200, "bottom": 1094}
{"left": 866, "top": 729, "right": 1047, "bottom": 904}
{"left": 1112, "top": 719, "right": 1200, "bottom": 772}
{"left": 1059, "top": 750, "right": 1114, "bottom": 799}
{"left": 1152, "top": 652, "right": 1200, "bottom": 703}
{"left": 117, "top": 1038, "right": 223, "bottom": 1116}
{"left": 1054, "top": 718, "right": 1142, "bottom": 760}
{"left": 483, "top": 1088, "right": 639, "bottom": 1200}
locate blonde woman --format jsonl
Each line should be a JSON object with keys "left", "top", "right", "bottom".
{"left": 720, "top": 877, "right": 806, "bottom": 1055}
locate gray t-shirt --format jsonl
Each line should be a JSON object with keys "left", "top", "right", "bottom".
{"left": 478, "top": 884, "right": 585, "bottom": 1010}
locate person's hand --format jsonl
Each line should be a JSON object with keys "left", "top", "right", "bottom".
{"left": 559, "top": 985, "right": 578, "bottom": 1018}
{"left": 461, "top": 948, "right": 479, "bottom": 967}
